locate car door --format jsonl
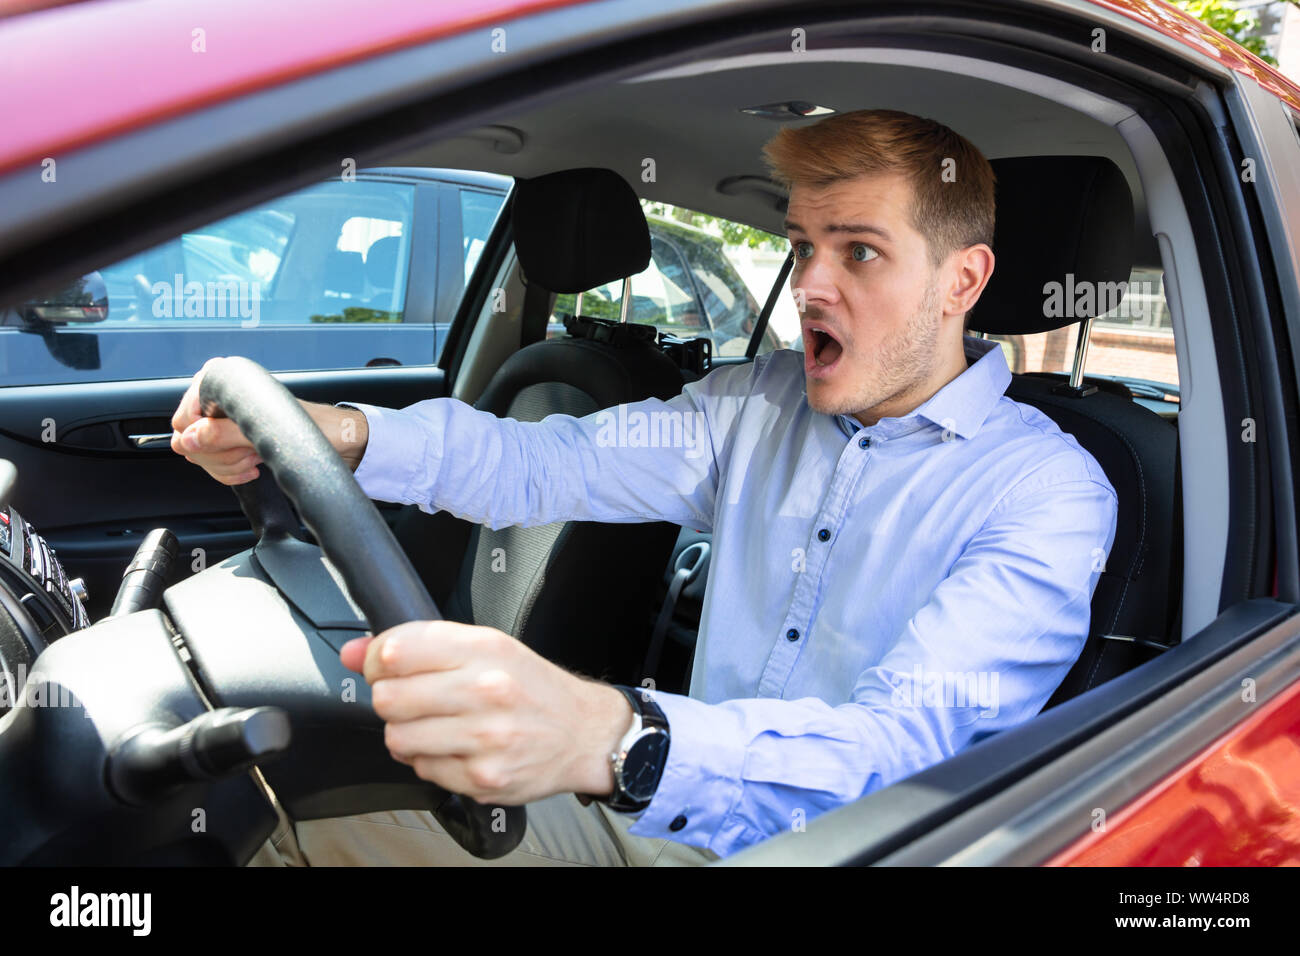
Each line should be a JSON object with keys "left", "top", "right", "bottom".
{"left": 0, "top": 171, "right": 508, "bottom": 622}
{"left": 729, "top": 50, "right": 1300, "bottom": 869}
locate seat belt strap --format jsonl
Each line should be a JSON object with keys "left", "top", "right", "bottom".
{"left": 641, "top": 541, "right": 709, "bottom": 681}
{"left": 746, "top": 251, "right": 794, "bottom": 360}
{"left": 642, "top": 565, "right": 693, "bottom": 681}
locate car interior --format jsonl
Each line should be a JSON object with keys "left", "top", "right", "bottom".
{"left": 364, "top": 52, "right": 1197, "bottom": 714}
{"left": 3, "top": 6, "right": 1273, "bottom": 864}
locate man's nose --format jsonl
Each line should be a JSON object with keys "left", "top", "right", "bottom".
{"left": 792, "top": 251, "right": 840, "bottom": 310}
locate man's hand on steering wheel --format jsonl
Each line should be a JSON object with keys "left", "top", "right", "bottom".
{"left": 169, "top": 356, "right": 635, "bottom": 817}
{"left": 341, "top": 622, "right": 634, "bottom": 807}
{"left": 171, "top": 356, "right": 369, "bottom": 485}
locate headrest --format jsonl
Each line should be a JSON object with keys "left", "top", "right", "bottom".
{"left": 511, "top": 167, "right": 651, "bottom": 293}
{"left": 968, "top": 156, "right": 1134, "bottom": 335}
{"left": 365, "top": 236, "right": 401, "bottom": 288}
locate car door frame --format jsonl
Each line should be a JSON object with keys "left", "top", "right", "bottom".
{"left": 0, "top": 0, "right": 1297, "bottom": 865}
{"left": 731, "top": 47, "right": 1300, "bottom": 867}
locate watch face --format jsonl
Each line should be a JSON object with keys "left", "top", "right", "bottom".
{"left": 620, "top": 729, "right": 670, "bottom": 802}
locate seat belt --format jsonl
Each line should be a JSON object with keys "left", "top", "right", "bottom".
{"left": 745, "top": 251, "right": 794, "bottom": 360}
{"left": 520, "top": 279, "right": 553, "bottom": 348}
{"left": 641, "top": 540, "right": 709, "bottom": 681}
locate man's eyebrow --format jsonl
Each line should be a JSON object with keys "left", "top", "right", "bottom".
{"left": 783, "top": 219, "right": 893, "bottom": 242}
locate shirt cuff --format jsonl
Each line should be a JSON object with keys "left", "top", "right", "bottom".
{"left": 334, "top": 401, "right": 433, "bottom": 504}
{"left": 625, "top": 690, "right": 750, "bottom": 854}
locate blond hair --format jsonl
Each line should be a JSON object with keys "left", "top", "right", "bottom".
{"left": 763, "top": 109, "right": 996, "bottom": 270}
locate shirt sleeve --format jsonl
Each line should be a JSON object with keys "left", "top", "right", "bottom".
{"left": 627, "top": 473, "right": 1119, "bottom": 857}
{"left": 334, "top": 359, "right": 763, "bottom": 532}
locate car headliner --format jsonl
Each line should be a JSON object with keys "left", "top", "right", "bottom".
{"left": 384, "top": 53, "right": 1159, "bottom": 264}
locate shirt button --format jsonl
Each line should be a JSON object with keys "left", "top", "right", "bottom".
{"left": 669, "top": 815, "right": 688, "bottom": 832}
{"left": 786, "top": 628, "right": 800, "bottom": 641}
{"left": 817, "top": 528, "right": 830, "bottom": 542}
{"left": 859, "top": 436, "right": 871, "bottom": 448}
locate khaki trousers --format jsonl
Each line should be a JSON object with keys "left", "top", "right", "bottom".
{"left": 247, "top": 792, "right": 719, "bottom": 867}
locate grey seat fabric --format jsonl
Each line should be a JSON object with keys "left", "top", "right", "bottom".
{"left": 393, "top": 168, "right": 686, "bottom": 684}
{"left": 450, "top": 383, "right": 596, "bottom": 637}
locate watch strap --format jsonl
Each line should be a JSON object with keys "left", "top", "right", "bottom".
{"left": 601, "top": 685, "right": 670, "bottom": 812}
{"left": 616, "top": 684, "right": 668, "bottom": 731}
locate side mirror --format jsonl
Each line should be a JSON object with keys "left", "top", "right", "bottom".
{"left": 17, "top": 272, "right": 109, "bottom": 326}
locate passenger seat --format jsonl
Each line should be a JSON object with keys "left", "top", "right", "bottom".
{"left": 391, "top": 168, "right": 687, "bottom": 685}
{"left": 970, "top": 156, "right": 1180, "bottom": 710}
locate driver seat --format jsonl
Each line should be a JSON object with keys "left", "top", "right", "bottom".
{"left": 390, "top": 168, "right": 686, "bottom": 684}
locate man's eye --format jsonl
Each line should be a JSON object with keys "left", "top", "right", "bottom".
{"left": 850, "top": 243, "right": 877, "bottom": 262}
{"left": 794, "top": 241, "right": 813, "bottom": 260}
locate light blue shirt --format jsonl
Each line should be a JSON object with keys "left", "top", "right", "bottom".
{"left": 340, "top": 334, "right": 1118, "bottom": 858}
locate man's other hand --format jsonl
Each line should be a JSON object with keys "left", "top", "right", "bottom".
{"left": 341, "top": 621, "right": 634, "bottom": 806}
{"left": 170, "top": 356, "right": 370, "bottom": 484}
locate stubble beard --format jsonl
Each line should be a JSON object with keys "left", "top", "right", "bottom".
{"left": 807, "top": 278, "right": 944, "bottom": 421}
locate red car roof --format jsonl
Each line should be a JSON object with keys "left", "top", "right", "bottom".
{"left": 1096, "top": 0, "right": 1300, "bottom": 109}
{"left": 0, "top": 0, "right": 1297, "bottom": 178}
{"left": 0, "top": 0, "right": 586, "bottom": 176}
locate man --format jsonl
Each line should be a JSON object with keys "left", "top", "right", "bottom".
{"left": 171, "top": 109, "right": 1118, "bottom": 866}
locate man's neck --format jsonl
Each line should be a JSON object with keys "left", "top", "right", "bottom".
{"left": 852, "top": 336, "right": 972, "bottom": 428}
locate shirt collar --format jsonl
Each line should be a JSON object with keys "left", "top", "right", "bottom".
{"left": 831, "top": 335, "right": 1012, "bottom": 440}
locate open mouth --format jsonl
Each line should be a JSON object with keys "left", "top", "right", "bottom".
{"left": 804, "top": 325, "right": 844, "bottom": 373}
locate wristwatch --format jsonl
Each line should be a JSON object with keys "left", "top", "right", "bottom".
{"left": 599, "top": 685, "right": 671, "bottom": 813}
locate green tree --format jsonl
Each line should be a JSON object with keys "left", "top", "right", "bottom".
{"left": 309, "top": 307, "right": 401, "bottom": 323}
{"left": 642, "top": 200, "right": 787, "bottom": 251}
{"left": 1173, "top": 0, "right": 1280, "bottom": 65}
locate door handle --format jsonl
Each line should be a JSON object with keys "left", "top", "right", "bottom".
{"left": 128, "top": 433, "right": 174, "bottom": 450}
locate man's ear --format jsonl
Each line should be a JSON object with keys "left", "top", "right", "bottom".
{"left": 945, "top": 243, "right": 994, "bottom": 319}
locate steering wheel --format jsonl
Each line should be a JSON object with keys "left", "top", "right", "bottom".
{"left": 197, "top": 355, "right": 526, "bottom": 860}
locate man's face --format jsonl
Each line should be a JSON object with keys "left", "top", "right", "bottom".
{"left": 785, "top": 171, "right": 946, "bottom": 425}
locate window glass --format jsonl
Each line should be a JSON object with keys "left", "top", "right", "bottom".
{"left": 460, "top": 189, "right": 506, "bottom": 283}
{"left": 1, "top": 178, "right": 420, "bottom": 385}
{"left": 984, "top": 267, "right": 1179, "bottom": 403}
{"left": 646, "top": 235, "right": 703, "bottom": 327}
{"left": 573, "top": 237, "right": 701, "bottom": 328}
{"left": 549, "top": 200, "right": 790, "bottom": 357}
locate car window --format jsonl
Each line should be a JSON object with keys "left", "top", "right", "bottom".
{"left": 647, "top": 235, "right": 707, "bottom": 329}
{"left": 573, "top": 237, "right": 702, "bottom": 329}
{"left": 460, "top": 189, "right": 505, "bottom": 283}
{"left": 984, "top": 266, "right": 1180, "bottom": 402}
{"left": 549, "top": 200, "right": 790, "bottom": 357}
{"left": 0, "top": 177, "right": 432, "bottom": 386}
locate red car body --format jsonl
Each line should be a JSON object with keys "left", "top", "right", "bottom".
{"left": 3, "top": 0, "right": 1298, "bottom": 178}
